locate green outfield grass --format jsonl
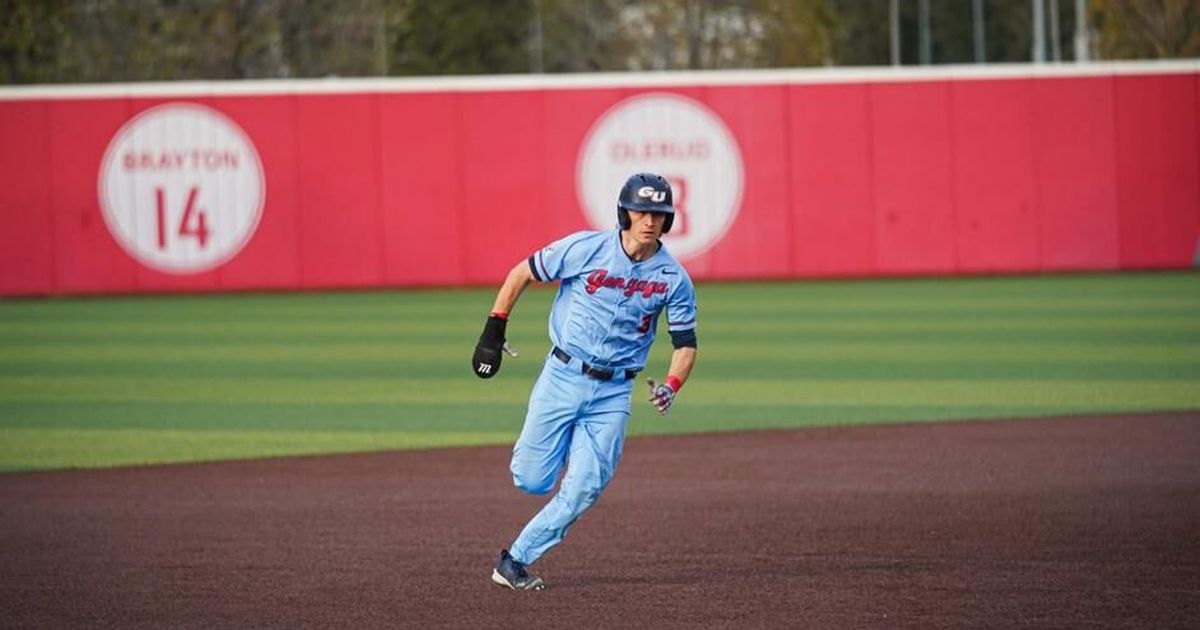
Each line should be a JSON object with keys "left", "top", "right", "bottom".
{"left": 1, "top": 272, "right": 1198, "bottom": 471}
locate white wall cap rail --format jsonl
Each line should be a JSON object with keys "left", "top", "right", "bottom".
{"left": 1, "top": 60, "right": 1197, "bottom": 101}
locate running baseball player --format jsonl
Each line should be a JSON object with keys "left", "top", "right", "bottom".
{"left": 473, "top": 172, "right": 698, "bottom": 591}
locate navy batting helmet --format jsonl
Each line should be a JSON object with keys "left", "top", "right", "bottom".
{"left": 617, "top": 173, "right": 675, "bottom": 234}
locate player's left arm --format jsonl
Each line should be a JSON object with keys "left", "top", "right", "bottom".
{"left": 647, "top": 342, "right": 695, "bottom": 415}
{"left": 666, "top": 346, "right": 696, "bottom": 385}
{"left": 648, "top": 338, "right": 696, "bottom": 412}
{"left": 648, "top": 273, "right": 698, "bottom": 415}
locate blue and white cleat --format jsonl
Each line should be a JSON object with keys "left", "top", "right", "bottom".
{"left": 491, "top": 549, "right": 545, "bottom": 591}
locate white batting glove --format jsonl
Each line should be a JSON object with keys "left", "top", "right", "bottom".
{"left": 646, "top": 378, "right": 677, "bottom": 415}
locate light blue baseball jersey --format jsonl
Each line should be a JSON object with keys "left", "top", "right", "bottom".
{"left": 527, "top": 229, "right": 697, "bottom": 370}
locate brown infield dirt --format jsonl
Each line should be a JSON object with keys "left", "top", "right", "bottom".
{"left": 2, "top": 412, "right": 1199, "bottom": 629}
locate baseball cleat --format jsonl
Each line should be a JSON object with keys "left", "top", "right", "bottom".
{"left": 492, "top": 549, "right": 545, "bottom": 591}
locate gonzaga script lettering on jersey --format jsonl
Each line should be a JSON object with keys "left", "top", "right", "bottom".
{"left": 528, "top": 230, "right": 697, "bottom": 370}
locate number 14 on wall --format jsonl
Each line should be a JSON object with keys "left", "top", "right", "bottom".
{"left": 155, "top": 186, "right": 211, "bottom": 250}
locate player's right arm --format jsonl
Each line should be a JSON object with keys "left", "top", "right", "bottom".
{"left": 491, "top": 260, "right": 535, "bottom": 314}
{"left": 473, "top": 231, "right": 595, "bottom": 379}
{"left": 473, "top": 261, "right": 534, "bottom": 379}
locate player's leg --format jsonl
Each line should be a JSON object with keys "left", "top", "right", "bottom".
{"left": 508, "top": 401, "right": 629, "bottom": 566}
{"left": 509, "top": 356, "right": 585, "bottom": 495}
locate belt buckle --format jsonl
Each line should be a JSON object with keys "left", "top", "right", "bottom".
{"left": 555, "top": 347, "right": 623, "bottom": 382}
{"left": 583, "top": 364, "right": 613, "bottom": 381}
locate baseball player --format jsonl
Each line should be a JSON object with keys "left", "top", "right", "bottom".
{"left": 473, "top": 172, "right": 698, "bottom": 591}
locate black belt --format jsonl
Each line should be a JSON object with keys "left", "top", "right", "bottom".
{"left": 552, "top": 346, "right": 639, "bottom": 382}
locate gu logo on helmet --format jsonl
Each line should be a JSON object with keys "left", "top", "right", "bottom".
{"left": 98, "top": 103, "right": 265, "bottom": 274}
{"left": 577, "top": 93, "right": 744, "bottom": 260}
{"left": 637, "top": 186, "right": 667, "bottom": 203}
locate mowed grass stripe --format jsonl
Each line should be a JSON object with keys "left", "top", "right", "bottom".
{"left": 2, "top": 330, "right": 1192, "bottom": 348}
{"left": 0, "top": 375, "right": 530, "bottom": 405}
{"left": 0, "top": 401, "right": 531, "bottom": 431}
{"left": 699, "top": 341, "right": 1200, "bottom": 363}
{"left": 3, "top": 313, "right": 1199, "bottom": 338}
{"left": 0, "top": 428, "right": 516, "bottom": 472}
{"left": 0, "top": 399, "right": 1152, "bottom": 435}
{"left": 3, "top": 276, "right": 1195, "bottom": 322}
{"left": 0, "top": 399, "right": 1139, "bottom": 433}
{"left": 2, "top": 338, "right": 1197, "bottom": 363}
{"left": 4, "top": 359, "right": 1197, "bottom": 382}
{"left": 3, "top": 375, "right": 1198, "bottom": 410}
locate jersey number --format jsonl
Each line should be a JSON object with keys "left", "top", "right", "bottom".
{"left": 637, "top": 314, "right": 653, "bottom": 334}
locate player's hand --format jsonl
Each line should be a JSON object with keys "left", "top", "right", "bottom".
{"left": 473, "top": 315, "right": 517, "bottom": 378}
{"left": 646, "top": 378, "right": 676, "bottom": 415}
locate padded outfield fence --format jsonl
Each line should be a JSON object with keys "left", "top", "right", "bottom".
{"left": 1, "top": 61, "right": 1198, "bottom": 296}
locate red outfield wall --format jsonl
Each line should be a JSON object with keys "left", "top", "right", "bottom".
{"left": 1, "top": 65, "right": 1198, "bottom": 296}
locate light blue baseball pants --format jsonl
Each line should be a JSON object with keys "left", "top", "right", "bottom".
{"left": 507, "top": 351, "right": 633, "bottom": 565}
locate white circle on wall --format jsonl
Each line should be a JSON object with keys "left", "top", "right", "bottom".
{"left": 577, "top": 93, "right": 743, "bottom": 260}
{"left": 98, "top": 103, "right": 265, "bottom": 274}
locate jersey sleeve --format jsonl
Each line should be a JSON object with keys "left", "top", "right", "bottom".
{"left": 528, "top": 231, "right": 595, "bottom": 282}
{"left": 665, "top": 272, "right": 697, "bottom": 333}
